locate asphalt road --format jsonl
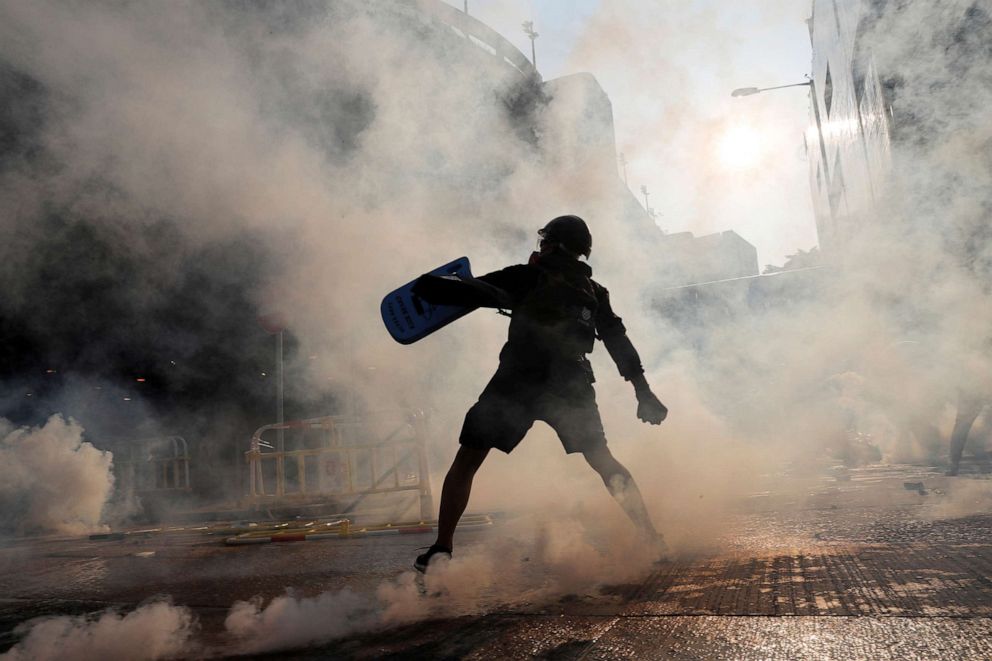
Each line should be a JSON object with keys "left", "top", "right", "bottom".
{"left": 2, "top": 465, "right": 991, "bottom": 660}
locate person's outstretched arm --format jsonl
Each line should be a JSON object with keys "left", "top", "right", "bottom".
{"left": 412, "top": 265, "right": 535, "bottom": 310}
{"left": 412, "top": 273, "right": 512, "bottom": 309}
{"left": 594, "top": 283, "right": 668, "bottom": 424}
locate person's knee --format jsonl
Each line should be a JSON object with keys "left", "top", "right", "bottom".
{"left": 583, "top": 447, "right": 628, "bottom": 480}
{"left": 582, "top": 447, "right": 608, "bottom": 470}
{"left": 591, "top": 455, "right": 633, "bottom": 497}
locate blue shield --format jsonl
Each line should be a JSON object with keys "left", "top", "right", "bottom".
{"left": 381, "top": 257, "right": 474, "bottom": 345}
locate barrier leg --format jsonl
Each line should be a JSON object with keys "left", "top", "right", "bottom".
{"left": 419, "top": 489, "right": 434, "bottom": 521}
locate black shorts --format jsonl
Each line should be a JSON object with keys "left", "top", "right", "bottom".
{"left": 459, "top": 364, "right": 607, "bottom": 454}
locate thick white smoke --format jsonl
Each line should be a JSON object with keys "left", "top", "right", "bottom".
{"left": 0, "top": 0, "right": 985, "bottom": 558}
{"left": 11, "top": 533, "right": 637, "bottom": 658}
{"left": 0, "top": 0, "right": 687, "bottom": 525}
{"left": 560, "top": 0, "right": 816, "bottom": 263}
{"left": 225, "top": 589, "right": 377, "bottom": 653}
{"left": 1, "top": 0, "right": 990, "bottom": 655}
{"left": 223, "top": 517, "right": 659, "bottom": 654}
{"left": 1, "top": 601, "right": 195, "bottom": 661}
{"left": 0, "top": 415, "right": 113, "bottom": 536}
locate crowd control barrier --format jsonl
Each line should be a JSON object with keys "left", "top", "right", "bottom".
{"left": 246, "top": 409, "right": 434, "bottom": 520}
{"left": 115, "top": 436, "right": 192, "bottom": 494}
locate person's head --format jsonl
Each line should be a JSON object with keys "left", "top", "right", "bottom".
{"left": 538, "top": 215, "right": 592, "bottom": 259}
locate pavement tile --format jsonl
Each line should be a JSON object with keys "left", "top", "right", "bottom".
{"left": 3, "top": 467, "right": 992, "bottom": 658}
{"left": 582, "top": 616, "right": 992, "bottom": 661}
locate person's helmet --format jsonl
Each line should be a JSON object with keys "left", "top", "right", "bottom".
{"left": 538, "top": 215, "right": 592, "bottom": 257}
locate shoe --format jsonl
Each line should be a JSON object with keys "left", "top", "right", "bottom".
{"left": 414, "top": 544, "right": 452, "bottom": 573}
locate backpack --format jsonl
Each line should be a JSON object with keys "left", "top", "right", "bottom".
{"left": 507, "top": 264, "right": 599, "bottom": 363}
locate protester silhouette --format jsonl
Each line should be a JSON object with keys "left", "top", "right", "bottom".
{"left": 411, "top": 216, "right": 668, "bottom": 572}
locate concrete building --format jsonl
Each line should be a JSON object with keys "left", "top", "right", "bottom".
{"left": 807, "top": 0, "right": 894, "bottom": 252}
{"left": 668, "top": 230, "right": 759, "bottom": 284}
{"left": 806, "top": 0, "right": 991, "bottom": 258}
{"left": 805, "top": 0, "right": 992, "bottom": 470}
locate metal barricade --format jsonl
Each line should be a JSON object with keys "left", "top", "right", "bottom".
{"left": 245, "top": 410, "right": 433, "bottom": 520}
{"left": 115, "top": 436, "right": 192, "bottom": 494}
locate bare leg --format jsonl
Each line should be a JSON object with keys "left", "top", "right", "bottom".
{"left": 434, "top": 445, "right": 490, "bottom": 549}
{"left": 582, "top": 446, "right": 659, "bottom": 539}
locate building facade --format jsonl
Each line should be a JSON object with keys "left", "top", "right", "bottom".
{"left": 807, "top": 0, "right": 991, "bottom": 264}
{"left": 807, "top": 0, "right": 893, "bottom": 253}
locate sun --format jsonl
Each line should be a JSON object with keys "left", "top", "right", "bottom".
{"left": 717, "top": 124, "right": 764, "bottom": 171}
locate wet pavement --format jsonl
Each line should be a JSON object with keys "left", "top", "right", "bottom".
{"left": 337, "top": 616, "right": 992, "bottom": 661}
{"left": 2, "top": 464, "right": 992, "bottom": 659}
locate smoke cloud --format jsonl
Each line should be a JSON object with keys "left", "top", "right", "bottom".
{"left": 225, "top": 588, "right": 377, "bottom": 654}
{"left": 0, "top": 0, "right": 987, "bottom": 549}
{"left": 0, "top": 415, "right": 113, "bottom": 535}
{"left": 0, "top": 0, "right": 688, "bottom": 518}
{"left": 1, "top": 601, "right": 195, "bottom": 661}
{"left": 224, "top": 516, "right": 659, "bottom": 654}
{"left": 0, "top": 0, "right": 990, "bottom": 654}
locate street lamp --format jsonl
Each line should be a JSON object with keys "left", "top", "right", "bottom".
{"left": 640, "top": 184, "right": 650, "bottom": 214}
{"left": 731, "top": 82, "right": 812, "bottom": 97}
{"left": 732, "top": 77, "right": 828, "bottom": 182}
{"left": 522, "top": 21, "right": 538, "bottom": 68}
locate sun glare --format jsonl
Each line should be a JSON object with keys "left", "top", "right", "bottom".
{"left": 717, "top": 124, "right": 764, "bottom": 171}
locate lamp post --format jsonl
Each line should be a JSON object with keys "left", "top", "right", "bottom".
{"left": 640, "top": 184, "right": 650, "bottom": 214}
{"left": 522, "top": 21, "right": 538, "bottom": 68}
{"left": 731, "top": 78, "right": 829, "bottom": 181}
{"left": 730, "top": 82, "right": 812, "bottom": 97}
{"left": 257, "top": 311, "right": 287, "bottom": 454}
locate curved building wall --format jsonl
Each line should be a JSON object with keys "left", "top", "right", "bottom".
{"left": 393, "top": 0, "right": 537, "bottom": 80}
{"left": 808, "top": 0, "right": 893, "bottom": 254}
{"left": 808, "top": 0, "right": 990, "bottom": 267}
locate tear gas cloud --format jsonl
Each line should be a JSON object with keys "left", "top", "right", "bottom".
{"left": 0, "top": 0, "right": 693, "bottom": 529}
{"left": 1, "top": 0, "right": 990, "bottom": 534}
{"left": 0, "top": 415, "right": 113, "bottom": 536}
{"left": 560, "top": 0, "right": 819, "bottom": 260}
{"left": 0, "top": 0, "right": 990, "bottom": 652}
{"left": 1, "top": 601, "right": 195, "bottom": 661}
{"left": 3, "top": 519, "right": 656, "bottom": 659}
{"left": 448, "top": 1, "right": 818, "bottom": 263}
{"left": 222, "top": 518, "right": 660, "bottom": 654}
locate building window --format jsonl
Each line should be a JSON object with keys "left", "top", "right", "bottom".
{"left": 824, "top": 64, "right": 834, "bottom": 117}
{"left": 828, "top": 153, "right": 845, "bottom": 217}
{"left": 853, "top": 71, "right": 866, "bottom": 107}
{"left": 831, "top": 0, "right": 843, "bottom": 33}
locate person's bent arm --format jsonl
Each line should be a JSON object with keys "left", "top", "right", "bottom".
{"left": 595, "top": 285, "right": 668, "bottom": 424}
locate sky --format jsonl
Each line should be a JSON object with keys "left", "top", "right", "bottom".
{"left": 443, "top": 0, "right": 817, "bottom": 267}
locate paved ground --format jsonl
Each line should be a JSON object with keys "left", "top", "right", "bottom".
{"left": 2, "top": 464, "right": 992, "bottom": 659}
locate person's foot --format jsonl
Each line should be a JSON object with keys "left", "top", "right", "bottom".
{"left": 414, "top": 544, "right": 452, "bottom": 573}
{"left": 640, "top": 530, "right": 670, "bottom": 563}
